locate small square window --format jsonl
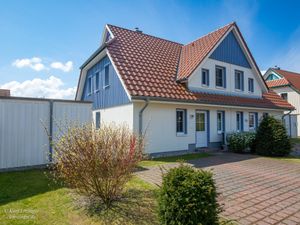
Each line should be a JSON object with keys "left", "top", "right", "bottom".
{"left": 202, "top": 69, "right": 209, "bottom": 86}
{"left": 281, "top": 93, "right": 288, "bottom": 100}
{"left": 216, "top": 66, "right": 226, "bottom": 88}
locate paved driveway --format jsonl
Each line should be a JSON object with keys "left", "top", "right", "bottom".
{"left": 136, "top": 153, "right": 300, "bottom": 225}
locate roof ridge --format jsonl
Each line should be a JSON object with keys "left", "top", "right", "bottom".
{"left": 273, "top": 68, "right": 300, "bottom": 76}
{"left": 184, "top": 21, "right": 235, "bottom": 46}
{"left": 106, "top": 24, "right": 183, "bottom": 46}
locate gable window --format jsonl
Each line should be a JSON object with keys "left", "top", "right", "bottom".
{"left": 235, "top": 70, "right": 244, "bottom": 90}
{"left": 217, "top": 111, "right": 225, "bottom": 134}
{"left": 202, "top": 69, "right": 209, "bottom": 86}
{"left": 176, "top": 109, "right": 187, "bottom": 134}
{"left": 215, "top": 66, "right": 226, "bottom": 88}
{"left": 104, "top": 65, "right": 110, "bottom": 88}
{"left": 281, "top": 93, "right": 288, "bottom": 100}
{"left": 95, "top": 72, "right": 100, "bottom": 91}
{"left": 249, "top": 112, "right": 257, "bottom": 131}
{"left": 87, "top": 76, "right": 92, "bottom": 95}
{"left": 266, "top": 73, "right": 281, "bottom": 81}
{"left": 248, "top": 78, "right": 254, "bottom": 93}
{"left": 95, "top": 112, "right": 101, "bottom": 129}
{"left": 236, "top": 112, "right": 243, "bottom": 132}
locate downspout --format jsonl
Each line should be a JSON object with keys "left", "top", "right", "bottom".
{"left": 282, "top": 109, "right": 293, "bottom": 137}
{"left": 139, "top": 98, "right": 149, "bottom": 136}
{"left": 49, "top": 100, "right": 54, "bottom": 162}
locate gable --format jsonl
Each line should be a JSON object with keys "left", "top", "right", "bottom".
{"left": 209, "top": 31, "right": 251, "bottom": 68}
{"left": 81, "top": 56, "right": 130, "bottom": 109}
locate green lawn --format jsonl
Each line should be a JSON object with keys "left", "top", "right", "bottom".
{"left": 0, "top": 170, "right": 159, "bottom": 225}
{"left": 139, "top": 152, "right": 211, "bottom": 167}
{"left": 290, "top": 138, "right": 300, "bottom": 145}
{"left": 271, "top": 155, "right": 300, "bottom": 163}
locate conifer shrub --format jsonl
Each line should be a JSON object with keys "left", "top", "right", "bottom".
{"left": 254, "top": 116, "right": 291, "bottom": 156}
{"left": 158, "top": 164, "right": 220, "bottom": 225}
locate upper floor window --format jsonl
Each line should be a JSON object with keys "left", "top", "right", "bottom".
{"left": 176, "top": 109, "right": 187, "bottom": 134}
{"left": 202, "top": 69, "right": 209, "bottom": 86}
{"left": 215, "top": 66, "right": 226, "bottom": 88}
{"left": 87, "top": 76, "right": 92, "bottom": 95}
{"left": 281, "top": 93, "right": 288, "bottom": 100}
{"left": 95, "top": 72, "right": 100, "bottom": 91}
{"left": 248, "top": 78, "right": 254, "bottom": 93}
{"left": 235, "top": 70, "right": 244, "bottom": 91}
{"left": 104, "top": 65, "right": 110, "bottom": 88}
{"left": 217, "top": 111, "right": 225, "bottom": 134}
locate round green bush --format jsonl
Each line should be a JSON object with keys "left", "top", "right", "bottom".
{"left": 227, "top": 132, "right": 256, "bottom": 153}
{"left": 254, "top": 116, "right": 291, "bottom": 156}
{"left": 158, "top": 164, "right": 220, "bottom": 225}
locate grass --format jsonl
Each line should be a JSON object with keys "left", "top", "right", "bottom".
{"left": 0, "top": 169, "right": 159, "bottom": 225}
{"left": 139, "top": 152, "right": 211, "bottom": 167}
{"left": 270, "top": 155, "right": 300, "bottom": 163}
{"left": 290, "top": 138, "right": 300, "bottom": 145}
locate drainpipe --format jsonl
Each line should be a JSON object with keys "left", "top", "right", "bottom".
{"left": 139, "top": 98, "right": 149, "bottom": 136}
{"left": 282, "top": 109, "right": 293, "bottom": 137}
{"left": 49, "top": 100, "right": 54, "bottom": 162}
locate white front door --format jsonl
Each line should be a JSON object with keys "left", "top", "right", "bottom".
{"left": 196, "top": 110, "right": 208, "bottom": 148}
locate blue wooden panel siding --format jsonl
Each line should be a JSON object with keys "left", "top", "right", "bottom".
{"left": 81, "top": 56, "right": 130, "bottom": 110}
{"left": 210, "top": 31, "right": 251, "bottom": 68}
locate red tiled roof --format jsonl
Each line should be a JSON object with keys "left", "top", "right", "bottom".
{"left": 189, "top": 91, "right": 294, "bottom": 110}
{"left": 270, "top": 69, "right": 300, "bottom": 92}
{"left": 177, "top": 23, "right": 234, "bottom": 80}
{"left": 266, "top": 78, "right": 289, "bottom": 88}
{"left": 104, "top": 24, "right": 293, "bottom": 110}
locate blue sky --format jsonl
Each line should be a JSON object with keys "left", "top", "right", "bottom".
{"left": 0, "top": 0, "right": 299, "bottom": 98}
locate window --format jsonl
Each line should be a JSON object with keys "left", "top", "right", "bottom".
{"left": 235, "top": 70, "right": 244, "bottom": 90}
{"left": 202, "top": 69, "right": 209, "bottom": 86}
{"left": 104, "top": 65, "right": 110, "bottom": 88}
{"left": 236, "top": 112, "right": 243, "bottom": 132}
{"left": 248, "top": 78, "right": 254, "bottom": 93}
{"left": 281, "top": 93, "right": 288, "bottom": 100}
{"left": 196, "top": 112, "right": 205, "bottom": 131}
{"left": 249, "top": 112, "right": 257, "bottom": 130}
{"left": 176, "top": 109, "right": 187, "bottom": 134}
{"left": 95, "top": 112, "right": 101, "bottom": 129}
{"left": 217, "top": 111, "right": 225, "bottom": 134}
{"left": 263, "top": 112, "right": 269, "bottom": 118}
{"left": 87, "top": 77, "right": 92, "bottom": 95}
{"left": 95, "top": 72, "right": 100, "bottom": 91}
{"left": 215, "top": 66, "right": 226, "bottom": 88}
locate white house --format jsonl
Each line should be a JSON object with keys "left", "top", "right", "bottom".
{"left": 76, "top": 22, "right": 293, "bottom": 155}
{"left": 264, "top": 68, "right": 299, "bottom": 137}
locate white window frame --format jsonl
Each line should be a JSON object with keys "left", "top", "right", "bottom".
{"left": 103, "top": 64, "right": 110, "bottom": 89}
{"left": 249, "top": 112, "right": 256, "bottom": 130}
{"left": 201, "top": 69, "right": 209, "bottom": 86}
{"left": 176, "top": 109, "right": 187, "bottom": 135}
{"left": 87, "top": 76, "right": 92, "bottom": 95}
{"left": 95, "top": 71, "right": 100, "bottom": 92}
{"left": 248, "top": 78, "right": 254, "bottom": 93}
{"left": 217, "top": 111, "right": 224, "bottom": 134}
{"left": 95, "top": 111, "right": 101, "bottom": 129}
{"left": 215, "top": 66, "right": 226, "bottom": 88}
{"left": 235, "top": 70, "right": 243, "bottom": 91}
{"left": 236, "top": 112, "right": 243, "bottom": 132}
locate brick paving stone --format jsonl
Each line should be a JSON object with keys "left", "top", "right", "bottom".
{"left": 136, "top": 152, "right": 300, "bottom": 224}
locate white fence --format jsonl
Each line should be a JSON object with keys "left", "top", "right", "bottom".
{"left": 0, "top": 97, "right": 92, "bottom": 170}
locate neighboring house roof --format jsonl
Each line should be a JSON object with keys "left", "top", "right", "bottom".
{"left": 76, "top": 23, "right": 294, "bottom": 110}
{"left": 0, "top": 89, "right": 10, "bottom": 97}
{"left": 266, "top": 68, "right": 300, "bottom": 92}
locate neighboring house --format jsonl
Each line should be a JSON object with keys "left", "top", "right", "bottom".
{"left": 264, "top": 68, "right": 300, "bottom": 137}
{"left": 76, "top": 22, "right": 293, "bottom": 155}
